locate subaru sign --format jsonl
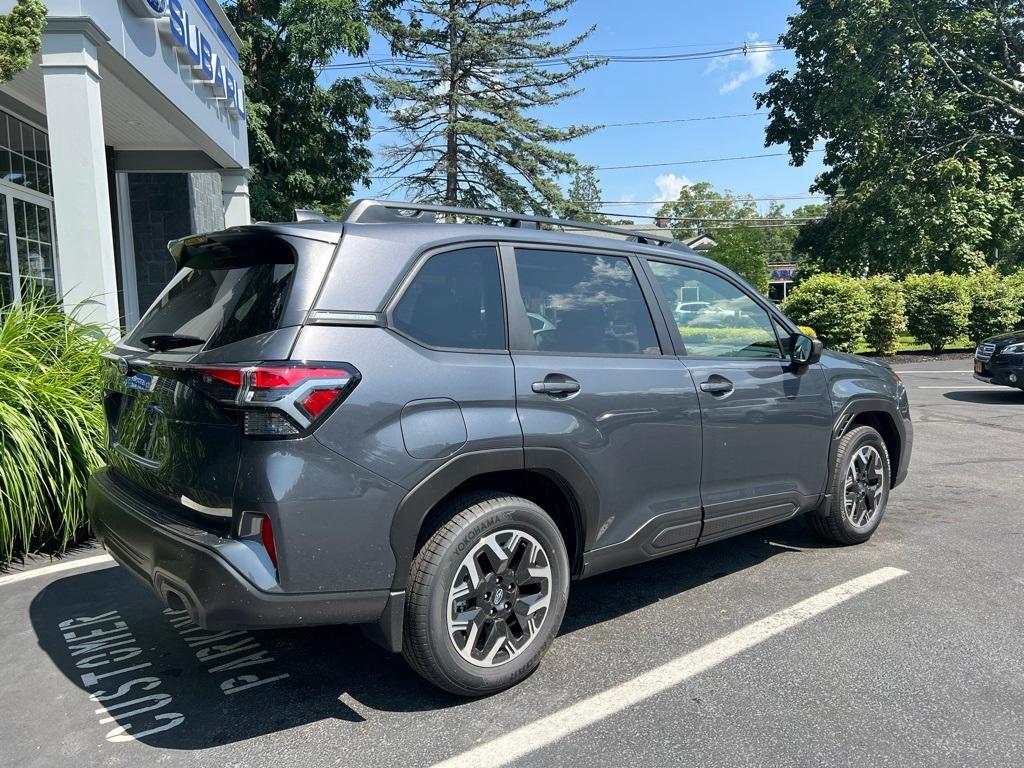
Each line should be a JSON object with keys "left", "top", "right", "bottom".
{"left": 126, "top": 0, "right": 169, "bottom": 17}
{"left": 130, "top": 0, "right": 247, "bottom": 122}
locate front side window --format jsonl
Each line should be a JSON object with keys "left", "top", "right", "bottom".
{"left": 392, "top": 246, "right": 505, "bottom": 350}
{"left": 514, "top": 249, "right": 660, "bottom": 355}
{"left": 648, "top": 261, "right": 783, "bottom": 359}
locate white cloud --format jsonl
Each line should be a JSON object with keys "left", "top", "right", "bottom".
{"left": 654, "top": 173, "right": 691, "bottom": 203}
{"left": 707, "top": 33, "right": 775, "bottom": 95}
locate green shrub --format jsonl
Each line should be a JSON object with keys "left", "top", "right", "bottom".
{"left": 966, "top": 269, "right": 1019, "bottom": 344}
{"left": 902, "top": 272, "right": 971, "bottom": 353}
{"left": 781, "top": 273, "right": 870, "bottom": 352}
{"left": 863, "top": 276, "right": 907, "bottom": 356}
{"left": 1005, "top": 268, "right": 1024, "bottom": 330}
{"left": 0, "top": 297, "right": 109, "bottom": 563}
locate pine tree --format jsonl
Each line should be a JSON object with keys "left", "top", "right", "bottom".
{"left": 558, "top": 166, "right": 609, "bottom": 222}
{"left": 371, "top": 0, "right": 604, "bottom": 213}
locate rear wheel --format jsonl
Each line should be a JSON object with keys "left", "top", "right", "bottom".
{"left": 809, "top": 425, "right": 891, "bottom": 545}
{"left": 402, "top": 492, "right": 570, "bottom": 696}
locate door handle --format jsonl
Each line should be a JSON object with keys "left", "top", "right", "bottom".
{"left": 700, "top": 377, "right": 734, "bottom": 395}
{"left": 532, "top": 375, "right": 581, "bottom": 396}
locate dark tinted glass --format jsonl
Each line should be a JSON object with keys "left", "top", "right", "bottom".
{"left": 128, "top": 259, "right": 295, "bottom": 351}
{"left": 514, "top": 249, "right": 659, "bottom": 355}
{"left": 393, "top": 246, "right": 505, "bottom": 350}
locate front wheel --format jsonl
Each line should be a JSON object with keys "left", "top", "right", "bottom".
{"left": 402, "top": 492, "right": 570, "bottom": 696}
{"left": 808, "top": 425, "right": 891, "bottom": 545}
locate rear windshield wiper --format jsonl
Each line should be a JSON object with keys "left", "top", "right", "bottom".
{"left": 140, "top": 334, "right": 206, "bottom": 352}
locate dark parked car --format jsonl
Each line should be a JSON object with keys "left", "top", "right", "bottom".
{"left": 974, "top": 331, "right": 1024, "bottom": 390}
{"left": 87, "top": 201, "right": 913, "bottom": 696}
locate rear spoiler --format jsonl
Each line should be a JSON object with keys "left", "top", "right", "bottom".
{"left": 167, "top": 230, "right": 298, "bottom": 270}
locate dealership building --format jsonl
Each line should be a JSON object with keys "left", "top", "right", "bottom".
{"left": 0, "top": 0, "right": 250, "bottom": 330}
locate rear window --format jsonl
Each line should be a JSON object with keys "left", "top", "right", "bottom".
{"left": 126, "top": 240, "right": 296, "bottom": 351}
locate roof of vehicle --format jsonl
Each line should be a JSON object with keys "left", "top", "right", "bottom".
{"left": 234, "top": 216, "right": 721, "bottom": 270}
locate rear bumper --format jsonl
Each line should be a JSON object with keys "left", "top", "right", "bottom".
{"left": 87, "top": 468, "right": 389, "bottom": 630}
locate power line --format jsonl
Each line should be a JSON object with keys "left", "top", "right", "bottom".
{"left": 595, "top": 150, "right": 821, "bottom": 172}
{"left": 367, "top": 150, "right": 822, "bottom": 179}
{"left": 323, "top": 43, "right": 783, "bottom": 71}
{"left": 585, "top": 195, "right": 833, "bottom": 205}
{"left": 370, "top": 111, "right": 768, "bottom": 135}
{"left": 601, "top": 112, "right": 764, "bottom": 128}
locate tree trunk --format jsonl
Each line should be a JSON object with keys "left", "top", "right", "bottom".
{"left": 445, "top": 0, "right": 458, "bottom": 206}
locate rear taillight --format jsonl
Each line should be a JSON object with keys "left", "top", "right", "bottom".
{"left": 195, "top": 362, "right": 359, "bottom": 437}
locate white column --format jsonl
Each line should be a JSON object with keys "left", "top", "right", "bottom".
{"left": 40, "top": 20, "right": 120, "bottom": 332}
{"left": 221, "top": 170, "right": 252, "bottom": 226}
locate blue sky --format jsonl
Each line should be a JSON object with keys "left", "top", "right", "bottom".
{"left": 340, "top": 0, "right": 826, "bottom": 218}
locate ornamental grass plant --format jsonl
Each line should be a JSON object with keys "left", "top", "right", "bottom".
{"left": 0, "top": 296, "right": 109, "bottom": 563}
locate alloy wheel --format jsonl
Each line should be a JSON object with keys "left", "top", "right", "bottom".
{"left": 844, "top": 444, "right": 885, "bottom": 530}
{"left": 446, "top": 529, "right": 552, "bottom": 668}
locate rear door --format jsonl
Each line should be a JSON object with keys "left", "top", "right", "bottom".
{"left": 102, "top": 230, "right": 333, "bottom": 526}
{"left": 504, "top": 245, "right": 703, "bottom": 563}
{"left": 643, "top": 259, "right": 833, "bottom": 544}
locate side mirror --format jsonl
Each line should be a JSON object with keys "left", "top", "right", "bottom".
{"left": 790, "top": 333, "right": 823, "bottom": 366}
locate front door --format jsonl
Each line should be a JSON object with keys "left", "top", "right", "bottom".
{"left": 505, "top": 246, "right": 703, "bottom": 566}
{"left": 645, "top": 260, "right": 833, "bottom": 544}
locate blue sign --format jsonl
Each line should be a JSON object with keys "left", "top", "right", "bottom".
{"left": 130, "top": 0, "right": 246, "bottom": 122}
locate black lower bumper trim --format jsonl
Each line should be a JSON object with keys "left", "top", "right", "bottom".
{"left": 87, "top": 468, "right": 389, "bottom": 631}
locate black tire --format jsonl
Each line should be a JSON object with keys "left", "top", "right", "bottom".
{"left": 402, "top": 492, "right": 570, "bottom": 696}
{"left": 808, "top": 425, "right": 891, "bottom": 545}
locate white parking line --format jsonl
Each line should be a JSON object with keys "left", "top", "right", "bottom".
{"left": 429, "top": 566, "right": 909, "bottom": 768}
{"left": 894, "top": 370, "right": 972, "bottom": 374}
{"left": 917, "top": 386, "right": 992, "bottom": 389}
{"left": 0, "top": 554, "right": 114, "bottom": 588}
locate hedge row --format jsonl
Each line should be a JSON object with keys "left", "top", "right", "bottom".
{"left": 782, "top": 270, "right": 1024, "bottom": 354}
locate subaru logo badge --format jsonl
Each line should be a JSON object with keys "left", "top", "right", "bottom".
{"left": 126, "top": 0, "right": 170, "bottom": 18}
{"left": 117, "top": 357, "right": 132, "bottom": 376}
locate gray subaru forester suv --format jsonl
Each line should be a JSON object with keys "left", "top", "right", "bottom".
{"left": 87, "top": 200, "right": 912, "bottom": 696}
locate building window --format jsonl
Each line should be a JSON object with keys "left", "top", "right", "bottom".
{"left": 0, "top": 112, "right": 52, "bottom": 195}
{"left": 0, "top": 110, "right": 57, "bottom": 304}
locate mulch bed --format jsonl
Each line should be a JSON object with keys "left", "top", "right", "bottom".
{"left": 860, "top": 349, "right": 975, "bottom": 366}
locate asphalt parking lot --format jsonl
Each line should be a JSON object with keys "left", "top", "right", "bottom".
{"left": 3, "top": 357, "right": 1023, "bottom": 767}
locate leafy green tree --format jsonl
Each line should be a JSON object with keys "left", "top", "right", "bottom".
{"left": 757, "top": 0, "right": 1024, "bottom": 276}
{"left": 781, "top": 273, "right": 871, "bottom": 352}
{"left": 558, "top": 167, "right": 609, "bottom": 223}
{"left": 371, "top": 0, "right": 604, "bottom": 213}
{"left": 657, "top": 182, "right": 757, "bottom": 240}
{"left": 966, "top": 269, "right": 1019, "bottom": 343}
{"left": 903, "top": 272, "right": 971, "bottom": 352}
{"left": 223, "top": 0, "right": 396, "bottom": 221}
{"left": 863, "top": 276, "right": 907, "bottom": 356}
{"left": 709, "top": 226, "right": 769, "bottom": 294}
{"left": 0, "top": 0, "right": 45, "bottom": 82}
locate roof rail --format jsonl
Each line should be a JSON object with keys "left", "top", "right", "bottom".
{"left": 341, "top": 199, "right": 689, "bottom": 250}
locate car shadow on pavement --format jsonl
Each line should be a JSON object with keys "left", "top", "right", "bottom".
{"left": 942, "top": 389, "right": 1024, "bottom": 405}
{"left": 29, "top": 516, "right": 819, "bottom": 750}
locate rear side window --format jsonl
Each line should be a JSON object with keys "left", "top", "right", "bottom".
{"left": 126, "top": 239, "right": 296, "bottom": 351}
{"left": 514, "top": 249, "right": 660, "bottom": 355}
{"left": 392, "top": 246, "right": 505, "bottom": 350}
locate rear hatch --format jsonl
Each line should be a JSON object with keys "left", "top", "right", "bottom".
{"left": 101, "top": 228, "right": 338, "bottom": 531}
